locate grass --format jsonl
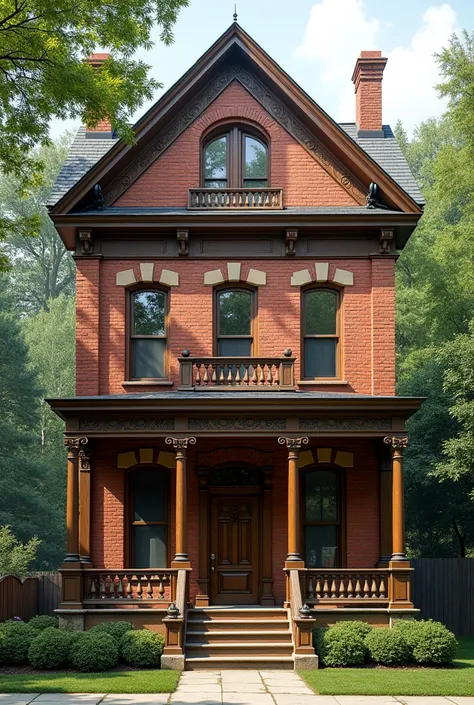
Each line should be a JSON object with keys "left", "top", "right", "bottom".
{"left": 0, "top": 670, "right": 180, "bottom": 694}
{"left": 301, "top": 637, "right": 474, "bottom": 696}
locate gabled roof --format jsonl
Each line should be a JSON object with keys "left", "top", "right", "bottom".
{"left": 48, "top": 22, "right": 423, "bottom": 215}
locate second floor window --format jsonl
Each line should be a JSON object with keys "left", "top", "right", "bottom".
{"left": 302, "top": 288, "right": 340, "bottom": 379}
{"left": 215, "top": 287, "right": 255, "bottom": 356}
{"left": 203, "top": 126, "right": 268, "bottom": 189}
{"left": 130, "top": 289, "right": 168, "bottom": 379}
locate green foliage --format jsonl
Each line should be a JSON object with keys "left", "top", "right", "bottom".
{"left": 71, "top": 632, "right": 119, "bottom": 672}
{"left": 394, "top": 620, "right": 457, "bottom": 665}
{"left": 120, "top": 629, "right": 164, "bottom": 668}
{"left": 0, "top": 526, "right": 40, "bottom": 578}
{"left": 89, "top": 622, "right": 133, "bottom": 641}
{"left": 365, "top": 628, "right": 411, "bottom": 665}
{"left": 0, "top": 622, "right": 39, "bottom": 665}
{"left": 28, "top": 627, "right": 73, "bottom": 669}
{"left": 313, "top": 622, "right": 371, "bottom": 667}
{"left": 28, "top": 615, "right": 59, "bottom": 631}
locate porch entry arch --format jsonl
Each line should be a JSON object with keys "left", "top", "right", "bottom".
{"left": 196, "top": 447, "right": 275, "bottom": 607}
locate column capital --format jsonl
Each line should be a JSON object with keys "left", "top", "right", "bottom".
{"left": 78, "top": 447, "right": 92, "bottom": 472}
{"left": 165, "top": 437, "right": 196, "bottom": 452}
{"left": 383, "top": 436, "right": 408, "bottom": 454}
{"left": 64, "top": 436, "right": 89, "bottom": 455}
{"left": 278, "top": 436, "right": 309, "bottom": 451}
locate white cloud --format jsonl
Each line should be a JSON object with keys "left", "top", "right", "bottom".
{"left": 297, "top": 1, "right": 458, "bottom": 133}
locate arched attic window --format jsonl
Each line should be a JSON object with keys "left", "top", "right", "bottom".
{"left": 203, "top": 125, "right": 269, "bottom": 189}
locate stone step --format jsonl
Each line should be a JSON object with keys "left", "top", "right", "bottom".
{"left": 187, "top": 608, "right": 289, "bottom": 622}
{"left": 186, "top": 618, "right": 290, "bottom": 631}
{"left": 185, "top": 629, "right": 292, "bottom": 643}
{"left": 185, "top": 642, "right": 293, "bottom": 658}
{"left": 185, "top": 655, "right": 294, "bottom": 670}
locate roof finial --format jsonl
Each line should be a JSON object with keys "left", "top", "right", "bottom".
{"left": 233, "top": 4, "right": 238, "bottom": 22}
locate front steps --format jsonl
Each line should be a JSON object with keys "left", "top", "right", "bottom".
{"left": 185, "top": 607, "right": 294, "bottom": 670}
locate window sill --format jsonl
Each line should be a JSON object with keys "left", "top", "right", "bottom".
{"left": 121, "top": 380, "right": 174, "bottom": 387}
{"left": 297, "top": 379, "right": 349, "bottom": 386}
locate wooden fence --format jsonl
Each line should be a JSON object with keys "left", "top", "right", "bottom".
{"left": 411, "top": 558, "right": 474, "bottom": 636}
{"left": 0, "top": 573, "right": 61, "bottom": 622}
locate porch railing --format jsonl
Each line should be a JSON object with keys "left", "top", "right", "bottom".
{"left": 178, "top": 352, "right": 296, "bottom": 391}
{"left": 188, "top": 187, "right": 283, "bottom": 210}
{"left": 83, "top": 570, "right": 177, "bottom": 604}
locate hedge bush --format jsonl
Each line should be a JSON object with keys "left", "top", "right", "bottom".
{"left": 0, "top": 622, "right": 39, "bottom": 665}
{"left": 89, "top": 621, "right": 133, "bottom": 642}
{"left": 28, "top": 627, "right": 73, "bottom": 669}
{"left": 120, "top": 629, "right": 164, "bottom": 668}
{"left": 397, "top": 620, "right": 457, "bottom": 665}
{"left": 313, "top": 621, "right": 372, "bottom": 667}
{"left": 365, "top": 628, "right": 411, "bottom": 665}
{"left": 28, "top": 615, "right": 59, "bottom": 631}
{"left": 71, "top": 632, "right": 119, "bottom": 672}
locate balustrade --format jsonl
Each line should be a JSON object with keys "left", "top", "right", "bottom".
{"left": 188, "top": 187, "right": 283, "bottom": 210}
{"left": 304, "top": 569, "right": 389, "bottom": 603}
{"left": 178, "top": 352, "right": 295, "bottom": 391}
{"left": 83, "top": 570, "right": 176, "bottom": 603}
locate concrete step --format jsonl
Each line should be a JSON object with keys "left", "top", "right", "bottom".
{"left": 185, "top": 629, "right": 292, "bottom": 643}
{"left": 185, "top": 655, "right": 294, "bottom": 670}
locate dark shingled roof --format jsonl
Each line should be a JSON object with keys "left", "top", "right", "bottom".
{"left": 75, "top": 205, "right": 405, "bottom": 217}
{"left": 48, "top": 123, "right": 424, "bottom": 208}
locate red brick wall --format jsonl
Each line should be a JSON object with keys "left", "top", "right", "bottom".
{"left": 114, "top": 81, "right": 358, "bottom": 208}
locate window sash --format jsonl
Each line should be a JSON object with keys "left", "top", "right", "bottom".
{"left": 129, "top": 289, "right": 168, "bottom": 380}
{"left": 302, "top": 289, "right": 340, "bottom": 379}
{"left": 202, "top": 127, "right": 268, "bottom": 189}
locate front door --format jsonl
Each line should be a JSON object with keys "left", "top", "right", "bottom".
{"left": 210, "top": 491, "right": 260, "bottom": 604}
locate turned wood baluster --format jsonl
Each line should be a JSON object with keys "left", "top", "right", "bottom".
{"left": 258, "top": 364, "right": 264, "bottom": 385}
{"left": 347, "top": 578, "right": 354, "bottom": 598}
{"left": 379, "top": 577, "right": 386, "bottom": 598}
{"left": 147, "top": 577, "right": 153, "bottom": 599}
{"left": 235, "top": 366, "right": 241, "bottom": 385}
{"left": 136, "top": 576, "right": 143, "bottom": 599}
{"left": 355, "top": 578, "right": 362, "bottom": 598}
{"left": 158, "top": 577, "right": 165, "bottom": 598}
{"left": 89, "top": 576, "right": 96, "bottom": 599}
{"left": 274, "top": 363, "right": 280, "bottom": 386}
{"left": 363, "top": 577, "right": 370, "bottom": 598}
{"left": 202, "top": 365, "right": 209, "bottom": 384}
{"left": 323, "top": 576, "right": 329, "bottom": 598}
{"left": 339, "top": 578, "right": 346, "bottom": 598}
{"left": 100, "top": 577, "right": 106, "bottom": 599}
{"left": 371, "top": 577, "right": 378, "bottom": 598}
{"left": 227, "top": 367, "right": 233, "bottom": 385}
{"left": 195, "top": 363, "right": 201, "bottom": 386}
{"left": 219, "top": 365, "right": 225, "bottom": 385}
{"left": 330, "top": 576, "right": 337, "bottom": 598}
{"left": 211, "top": 365, "right": 217, "bottom": 385}
{"left": 117, "top": 576, "right": 123, "bottom": 598}
{"left": 267, "top": 364, "right": 273, "bottom": 386}
{"left": 251, "top": 366, "right": 257, "bottom": 385}
{"left": 308, "top": 576, "right": 314, "bottom": 599}
{"left": 315, "top": 578, "right": 322, "bottom": 599}
{"left": 243, "top": 364, "right": 249, "bottom": 385}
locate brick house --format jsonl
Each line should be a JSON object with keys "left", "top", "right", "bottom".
{"left": 47, "top": 22, "right": 424, "bottom": 670}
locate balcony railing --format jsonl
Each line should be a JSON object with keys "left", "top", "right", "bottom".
{"left": 178, "top": 351, "right": 296, "bottom": 391}
{"left": 188, "top": 187, "right": 283, "bottom": 210}
{"left": 83, "top": 569, "right": 177, "bottom": 604}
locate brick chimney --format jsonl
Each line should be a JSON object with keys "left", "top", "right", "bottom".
{"left": 351, "top": 51, "right": 387, "bottom": 137}
{"left": 84, "top": 53, "right": 113, "bottom": 138}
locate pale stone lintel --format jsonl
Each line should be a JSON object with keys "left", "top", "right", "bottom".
{"left": 117, "top": 451, "right": 137, "bottom": 469}
{"left": 335, "top": 450, "right": 354, "bottom": 468}
{"left": 204, "top": 268, "right": 225, "bottom": 286}
{"left": 298, "top": 450, "right": 314, "bottom": 468}
{"left": 157, "top": 451, "right": 176, "bottom": 469}
{"left": 160, "top": 269, "right": 179, "bottom": 287}
{"left": 227, "top": 262, "right": 242, "bottom": 282}
{"left": 140, "top": 263, "right": 154, "bottom": 282}
{"left": 332, "top": 268, "right": 354, "bottom": 286}
{"left": 116, "top": 269, "right": 137, "bottom": 287}
{"left": 247, "top": 268, "right": 267, "bottom": 286}
{"left": 315, "top": 262, "right": 329, "bottom": 282}
{"left": 317, "top": 447, "right": 332, "bottom": 464}
{"left": 291, "top": 269, "right": 312, "bottom": 287}
{"left": 139, "top": 448, "right": 154, "bottom": 464}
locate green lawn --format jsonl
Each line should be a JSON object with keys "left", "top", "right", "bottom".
{"left": 302, "top": 637, "right": 474, "bottom": 696}
{"left": 0, "top": 670, "right": 180, "bottom": 694}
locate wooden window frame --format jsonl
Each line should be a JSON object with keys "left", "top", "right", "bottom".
{"left": 124, "top": 466, "right": 171, "bottom": 569}
{"left": 301, "top": 285, "right": 342, "bottom": 381}
{"left": 301, "top": 465, "right": 347, "bottom": 569}
{"left": 213, "top": 283, "right": 258, "bottom": 357}
{"left": 127, "top": 284, "right": 170, "bottom": 381}
{"left": 201, "top": 123, "right": 270, "bottom": 189}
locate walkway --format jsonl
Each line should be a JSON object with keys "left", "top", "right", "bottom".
{"left": 1, "top": 672, "right": 473, "bottom": 705}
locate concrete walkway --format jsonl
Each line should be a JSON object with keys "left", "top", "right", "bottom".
{"left": 1, "top": 672, "right": 473, "bottom": 705}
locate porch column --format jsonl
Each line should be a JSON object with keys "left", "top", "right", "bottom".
{"left": 279, "top": 436, "right": 308, "bottom": 568}
{"left": 384, "top": 436, "right": 408, "bottom": 562}
{"left": 64, "top": 437, "right": 88, "bottom": 562}
{"left": 166, "top": 437, "right": 196, "bottom": 569}
{"left": 79, "top": 446, "right": 92, "bottom": 564}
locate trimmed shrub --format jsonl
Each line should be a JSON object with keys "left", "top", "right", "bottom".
{"left": 28, "top": 627, "right": 73, "bottom": 669}
{"left": 365, "top": 628, "right": 411, "bottom": 665}
{"left": 120, "top": 629, "right": 164, "bottom": 668}
{"left": 313, "top": 621, "right": 372, "bottom": 667}
{"left": 71, "top": 632, "right": 119, "bottom": 672}
{"left": 89, "top": 621, "right": 133, "bottom": 642}
{"left": 394, "top": 619, "right": 457, "bottom": 665}
{"left": 28, "top": 615, "right": 59, "bottom": 631}
{"left": 0, "top": 622, "right": 39, "bottom": 665}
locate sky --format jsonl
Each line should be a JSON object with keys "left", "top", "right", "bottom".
{"left": 49, "top": 0, "right": 474, "bottom": 139}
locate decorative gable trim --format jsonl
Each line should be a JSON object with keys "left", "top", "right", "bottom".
{"left": 204, "top": 263, "right": 267, "bottom": 286}
{"left": 291, "top": 263, "right": 354, "bottom": 287}
{"left": 116, "top": 264, "right": 179, "bottom": 287}
{"left": 103, "top": 70, "right": 367, "bottom": 207}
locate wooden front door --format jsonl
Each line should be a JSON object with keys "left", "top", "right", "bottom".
{"left": 210, "top": 491, "right": 260, "bottom": 605}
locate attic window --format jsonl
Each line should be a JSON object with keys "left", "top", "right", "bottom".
{"left": 203, "top": 126, "right": 268, "bottom": 189}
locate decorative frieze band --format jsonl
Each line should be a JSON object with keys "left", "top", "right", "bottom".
{"left": 116, "top": 264, "right": 179, "bottom": 287}
{"left": 204, "top": 263, "right": 267, "bottom": 287}
{"left": 291, "top": 263, "right": 354, "bottom": 287}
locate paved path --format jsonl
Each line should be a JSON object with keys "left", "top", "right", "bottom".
{"left": 1, "top": 672, "right": 473, "bottom": 705}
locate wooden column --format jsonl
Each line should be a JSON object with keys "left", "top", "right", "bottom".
{"left": 384, "top": 436, "right": 408, "bottom": 562}
{"left": 279, "top": 436, "right": 308, "bottom": 569}
{"left": 64, "top": 437, "right": 88, "bottom": 563}
{"left": 166, "top": 437, "right": 196, "bottom": 569}
{"left": 79, "top": 446, "right": 92, "bottom": 564}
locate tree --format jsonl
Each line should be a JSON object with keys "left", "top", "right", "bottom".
{"left": 0, "top": 0, "right": 189, "bottom": 252}
{"left": 1, "top": 137, "right": 75, "bottom": 313}
{"left": 0, "top": 526, "right": 40, "bottom": 578}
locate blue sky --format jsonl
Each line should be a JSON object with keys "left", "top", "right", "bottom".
{"left": 50, "top": 0, "right": 474, "bottom": 138}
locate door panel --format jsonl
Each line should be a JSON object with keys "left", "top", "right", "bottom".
{"left": 210, "top": 493, "right": 259, "bottom": 604}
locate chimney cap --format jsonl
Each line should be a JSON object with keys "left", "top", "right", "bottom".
{"left": 351, "top": 50, "right": 387, "bottom": 87}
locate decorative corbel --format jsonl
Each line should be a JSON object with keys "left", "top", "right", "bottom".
{"left": 177, "top": 229, "right": 189, "bottom": 256}
{"left": 78, "top": 230, "right": 93, "bottom": 255}
{"left": 379, "top": 228, "right": 394, "bottom": 254}
{"left": 285, "top": 229, "right": 298, "bottom": 256}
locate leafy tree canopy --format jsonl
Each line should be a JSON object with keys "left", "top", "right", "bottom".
{"left": 0, "top": 525, "right": 40, "bottom": 578}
